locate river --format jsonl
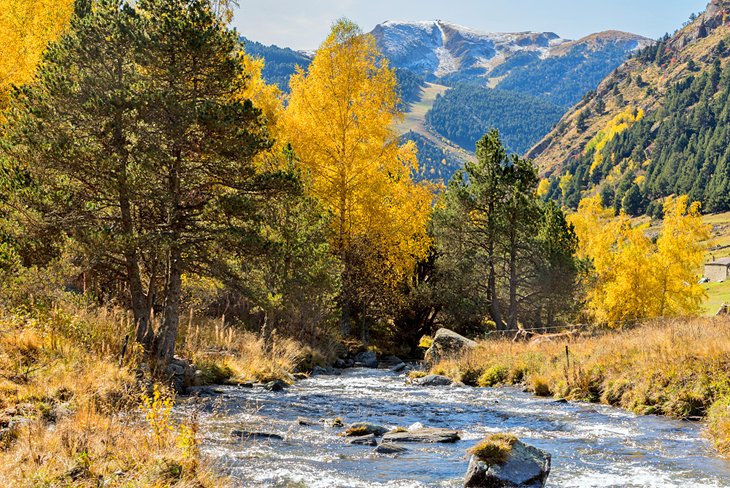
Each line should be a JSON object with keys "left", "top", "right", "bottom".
{"left": 179, "top": 368, "right": 730, "bottom": 487}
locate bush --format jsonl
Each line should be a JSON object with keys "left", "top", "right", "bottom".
{"left": 708, "top": 394, "right": 730, "bottom": 455}
{"left": 478, "top": 365, "right": 509, "bottom": 387}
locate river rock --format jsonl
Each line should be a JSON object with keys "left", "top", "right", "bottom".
{"left": 379, "top": 355, "right": 405, "bottom": 368}
{"left": 354, "top": 351, "right": 378, "bottom": 368}
{"left": 464, "top": 439, "right": 551, "bottom": 488}
{"left": 415, "top": 374, "right": 453, "bottom": 387}
{"left": 296, "top": 417, "right": 316, "bottom": 426}
{"left": 263, "top": 379, "right": 288, "bottom": 392}
{"left": 312, "top": 365, "right": 341, "bottom": 376}
{"left": 374, "top": 443, "right": 408, "bottom": 454}
{"left": 424, "top": 328, "right": 477, "bottom": 364}
{"left": 383, "top": 427, "right": 460, "bottom": 444}
{"left": 345, "top": 422, "right": 389, "bottom": 436}
{"left": 187, "top": 386, "right": 223, "bottom": 397}
{"left": 390, "top": 362, "right": 407, "bottom": 372}
{"left": 166, "top": 356, "right": 196, "bottom": 393}
{"left": 347, "top": 433, "right": 377, "bottom": 446}
{"left": 230, "top": 429, "right": 283, "bottom": 441}
{"left": 323, "top": 418, "right": 344, "bottom": 428}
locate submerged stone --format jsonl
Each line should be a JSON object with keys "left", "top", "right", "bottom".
{"left": 230, "top": 429, "right": 283, "bottom": 441}
{"left": 374, "top": 443, "right": 408, "bottom": 454}
{"left": 347, "top": 433, "right": 377, "bottom": 446}
{"left": 383, "top": 427, "right": 460, "bottom": 444}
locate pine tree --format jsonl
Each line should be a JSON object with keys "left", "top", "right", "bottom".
{"left": 4, "top": 0, "right": 286, "bottom": 362}
{"left": 434, "top": 130, "right": 578, "bottom": 331}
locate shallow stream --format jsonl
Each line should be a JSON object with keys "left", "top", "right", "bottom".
{"left": 179, "top": 368, "right": 730, "bottom": 487}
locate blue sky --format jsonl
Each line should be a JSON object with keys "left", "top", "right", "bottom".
{"left": 233, "top": 0, "right": 709, "bottom": 50}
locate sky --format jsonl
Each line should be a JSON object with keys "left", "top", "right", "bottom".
{"left": 233, "top": 0, "right": 710, "bottom": 51}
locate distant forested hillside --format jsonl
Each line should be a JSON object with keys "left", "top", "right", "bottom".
{"left": 532, "top": 2, "right": 730, "bottom": 215}
{"left": 495, "top": 40, "right": 641, "bottom": 108}
{"left": 402, "top": 131, "right": 464, "bottom": 182}
{"left": 425, "top": 85, "right": 565, "bottom": 154}
{"left": 395, "top": 69, "right": 425, "bottom": 107}
{"left": 241, "top": 37, "right": 311, "bottom": 92}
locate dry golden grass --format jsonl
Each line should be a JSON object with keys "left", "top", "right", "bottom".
{"left": 0, "top": 306, "right": 228, "bottom": 487}
{"left": 467, "top": 433, "right": 518, "bottom": 465}
{"left": 430, "top": 317, "right": 730, "bottom": 455}
{"left": 179, "top": 315, "right": 331, "bottom": 384}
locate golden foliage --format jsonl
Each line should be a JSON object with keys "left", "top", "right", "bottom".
{"left": 587, "top": 106, "right": 645, "bottom": 175}
{"left": 536, "top": 178, "right": 550, "bottom": 198}
{"left": 283, "top": 19, "right": 433, "bottom": 279}
{"left": 570, "top": 194, "right": 709, "bottom": 323}
{"left": 0, "top": 0, "right": 74, "bottom": 112}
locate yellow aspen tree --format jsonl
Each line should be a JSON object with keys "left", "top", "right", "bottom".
{"left": 0, "top": 0, "right": 74, "bottom": 113}
{"left": 652, "top": 196, "right": 710, "bottom": 317}
{"left": 571, "top": 194, "right": 709, "bottom": 324}
{"left": 283, "top": 19, "right": 433, "bottom": 335}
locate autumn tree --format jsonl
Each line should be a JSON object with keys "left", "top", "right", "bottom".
{"left": 570, "top": 194, "right": 709, "bottom": 324}
{"left": 2, "top": 0, "right": 294, "bottom": 362}
{"left": 284, "top": 19, "right": 433, "bottom": 340}
{"left": 0, "top": 0, "right": 75, "bottom": 115}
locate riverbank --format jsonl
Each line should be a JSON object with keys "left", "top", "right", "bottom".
{"left": 426, "top": 317, "right": 730, "bottom": 455}
{"left": 0, "top": 304, "right": 229, "bottom": 486}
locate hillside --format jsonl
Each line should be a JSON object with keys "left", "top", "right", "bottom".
{"left": 371, "top": 21, "right": 650, "bottom": 108}
{"left": 530, "top": 0, "right": 730, "bottom": 212}
{"left": 243, "top": 22, "right": 649, "bottom": 183}
{"left": 425, "top": 84, "right": 566, "bottom": 154}
{"left": 241, "top": 36, "right": 311, "bottom": 92}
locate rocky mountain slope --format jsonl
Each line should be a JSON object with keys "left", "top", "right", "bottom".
{"left": 242, "top": 22, "right": 650, "bottom": 183}
{"left": 371, "top": 21, "right": 650, "bottom": 108}
{"left": 530, "top": 0, "right": 730, "bottom": 213}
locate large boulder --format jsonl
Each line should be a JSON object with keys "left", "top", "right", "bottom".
{"left": 464, "top": 438, "right": 551, "bottom": 488}
{"left": 382, "top": 427, "right": 460, "bottom": 444}
{"left": 424, "top": 328, "right": 476, "bottom": 364}
{"left": 354, "top": 350, "right": 378, "bottom": 368}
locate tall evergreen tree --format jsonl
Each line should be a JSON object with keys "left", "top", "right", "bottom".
{"left": 434, "top": 130, "right": 578, "bottom": 332}
{"left": 3, "top": 0, "right": 288, "bottom": 362}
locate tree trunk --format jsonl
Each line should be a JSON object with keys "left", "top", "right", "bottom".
{"left": 507, "top": 227, "right": 518, "bottom": 331}
{"left": 156, "top": 247, "right": 182, "bottom": 360}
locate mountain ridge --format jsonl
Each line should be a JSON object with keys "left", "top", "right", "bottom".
{"left": 371, "top": 20, "right": 651, "bottom": 91}
{"left": 529, "top": 0, "right": 730, "bottom": 212}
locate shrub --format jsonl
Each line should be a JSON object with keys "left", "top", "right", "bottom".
{"left": 530, "top": 376, "right": 552, "bottom": 397}
{"left": 708, "top": 394, "right": 730, "bottom": 455}
{"left": 478, "top": 365, "right": 509, "bottom": 387}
